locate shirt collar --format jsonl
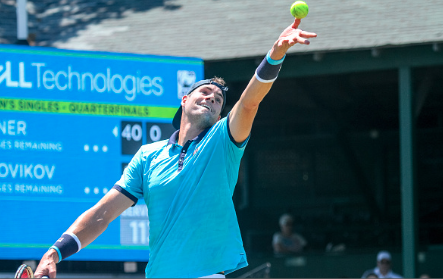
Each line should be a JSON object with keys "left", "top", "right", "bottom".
{"left": 167, "top": 127, "right": 211, "bottom": 146}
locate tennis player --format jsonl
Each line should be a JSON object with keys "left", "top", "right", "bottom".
{"left": 34, "top": 18, "right": 316, "bottom": 278}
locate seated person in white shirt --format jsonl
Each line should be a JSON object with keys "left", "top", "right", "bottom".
{"left": 361, "top": 251, "right": 403, "bottom": 278}
{"left": 272, "top": 213, "right": 307, "bottom": 256}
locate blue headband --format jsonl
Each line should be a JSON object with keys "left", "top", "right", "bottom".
{"left": 172, "top": 79, "right": 228, "bottom": 129}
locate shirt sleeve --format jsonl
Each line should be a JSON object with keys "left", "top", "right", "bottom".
{"left": 295, "top": 233, "right": 308, "bottom": 246}
{"left": 226, "top": 112, "right": 250, "bottom": 148}
{"left": 216, "top": 115, "right": 250, "bottom": 194}
{"left": 219, "top": 114, "right": 250, "bottom": 159}
{"left": 361, "top": 269, "right": 375, "bottom": 278}
{"left": 272, "top": 233, "right": 282, "bottom": 246}
{"left": 115, "top": 147, "right": 145, "bottom": 200}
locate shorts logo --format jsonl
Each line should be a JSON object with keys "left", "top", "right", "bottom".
{"left": 177, "top": 70, "right": 196, "bottom": 99}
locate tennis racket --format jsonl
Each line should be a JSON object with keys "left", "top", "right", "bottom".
{"left": 14, "top": 264, "right": 49, "bottom": 278}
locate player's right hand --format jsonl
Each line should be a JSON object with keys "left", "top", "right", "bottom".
{"left": 34, "top": 249, "right": 59, "bottom": 278}
{"left": 273, "top": 18, "right": 317, "bottom": 55}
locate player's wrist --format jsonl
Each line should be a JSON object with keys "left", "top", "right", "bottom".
{"left": 269, "top": 46, "right": 287, "bottom": 62}
{"left": 50, "top": 232, "right": 82, "bottom": 263}
{"left": 255, "top": 49, "right": 285, "bottom": 83}
{"left": 267, "top": 50, "right": 286, "bottom": 65}
{"left": 47, "top": 247, "right": 60, "bottom": 264}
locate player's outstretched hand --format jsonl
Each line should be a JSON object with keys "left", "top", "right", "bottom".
{"left": 34, "top": 249, "right": 58, "bottom": 278}
{"left": 273, "top": 18, "right": 317, "bottom": 57}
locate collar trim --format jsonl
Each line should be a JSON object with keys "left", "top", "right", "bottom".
{"left": 167, "top": 127, "right": 210, "bottom": 146}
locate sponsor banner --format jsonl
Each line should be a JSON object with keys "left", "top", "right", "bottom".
{"left": 0, "top": 45, "right": 203, "bottom": 106}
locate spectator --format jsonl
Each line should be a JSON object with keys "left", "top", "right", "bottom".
{"left": 27, "top": 33, "right": 37, "bottom": 46}
{"left": 272, "top": 214, "right": 307, "bottom": 256}
{"left": 361, "top": 251, "right": 402, "bottom": 278}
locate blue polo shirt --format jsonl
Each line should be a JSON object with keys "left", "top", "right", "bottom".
{"left": 115, "top": 116, "right": 249, "bottom": 278}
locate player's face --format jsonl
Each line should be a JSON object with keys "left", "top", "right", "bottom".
{"left": 182, "top": 84, "right": 223, "bottom": 128}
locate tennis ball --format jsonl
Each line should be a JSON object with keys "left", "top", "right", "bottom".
{"left": 290, "top": 1, "right": 309, "bottom": 19}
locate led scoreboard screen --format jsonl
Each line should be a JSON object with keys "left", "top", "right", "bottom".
{"left": 0, "top": 45, "right": 203, "bottom": 261}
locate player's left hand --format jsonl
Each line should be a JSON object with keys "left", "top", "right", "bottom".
{"left": 34, "top": 249, "right": 58, "bottom": 278}
{"left": 272, "top": 18, "right": 317, "bottom": 58}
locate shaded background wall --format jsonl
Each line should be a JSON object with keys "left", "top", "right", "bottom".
{"left": 222, "top": 65, "right": 443, "bottom": 277}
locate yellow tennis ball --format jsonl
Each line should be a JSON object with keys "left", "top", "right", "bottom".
{"left": 290, "top": 1, "right": 309, "bottom": 19}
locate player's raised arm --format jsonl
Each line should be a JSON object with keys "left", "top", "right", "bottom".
{"left": 228, "top": 18, "right": 317, "bottom": 143}
{"left": 34, "top": 189, "right": 135, "bottom": 278}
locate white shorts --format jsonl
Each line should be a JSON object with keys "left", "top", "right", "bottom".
{"left": 199, "top": 274, "right": 226, "bottom": 278}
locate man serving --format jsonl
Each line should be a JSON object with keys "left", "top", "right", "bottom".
{"left": 35, "top": 18, "right": 316, "bottom": 278}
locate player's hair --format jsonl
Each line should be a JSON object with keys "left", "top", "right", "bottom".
{"left": 211, "top": 76, "right": 226, "bottom": 86}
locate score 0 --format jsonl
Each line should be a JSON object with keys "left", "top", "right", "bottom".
{"left": 146, "top": 123, "right": 176, "bottom": 144}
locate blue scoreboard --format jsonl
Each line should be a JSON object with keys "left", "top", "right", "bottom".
{"left": 0, "top": 45, "right": 203, "bottom": 261}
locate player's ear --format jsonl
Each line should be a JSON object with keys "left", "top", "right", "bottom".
{"left": 181, "top": 94, "right": 188, "bottom": 106}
